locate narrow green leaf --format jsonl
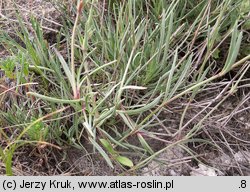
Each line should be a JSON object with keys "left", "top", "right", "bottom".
{"left": 117, "top": 94, "right": 163, "bottom": 115}
{"left": 119, "top": 113, "right": 136, "bottom": 130}
{"left": 89, "top": 137, "right": 114, "bottom": 168}
{"left": 27, "top": 92, "right": 85, "bottom": 103}
{"left": 165, "top": 48, "right": 178, "bottom": 99}
{"left": 99, "top": 129, "right": 129, "bottom": 149}
{"left": 83, "top": 122, "right": 94, "bottom": 138}
{"left": 115, "top": 155, "right": 134, "bottom": 168}
{"left": 100, "top": 139, "right": 115, "bottom": 154}
{"left": 137, "top": 133, "right": 154, "bottom": 155}
{"left": 79, "top": 60, "right": 117, "bottom": 88}
{"left": 122, "top": 85, "right": 147, "bottom": 90}
{"left": 94, "top": 107, "right": 115, "bottom": 127}
{"left": 54, "top": 48, "right": 75, "bottom": 90}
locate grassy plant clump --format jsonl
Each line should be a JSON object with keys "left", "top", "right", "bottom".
{"left": 0, "top": 0, "right": 249, "bottom": 175}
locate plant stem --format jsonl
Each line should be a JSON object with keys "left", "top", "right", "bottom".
{"left": 71, "top": 0, "right": 83, "bottom": 99}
